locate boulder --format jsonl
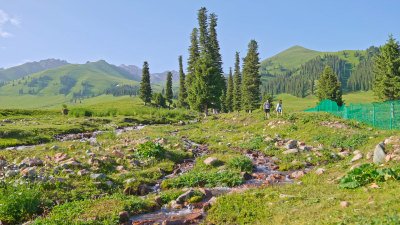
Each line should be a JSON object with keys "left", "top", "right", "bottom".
{"left": 22, "top": 158, "right": 43, "bottom": 167}
{"left": 373, "top": 142, "right": 386, "bottom": 165}
{"left": 299, "top": 146, "right": 311, "bottom": 151}
{"left": 154, "top": 195, "right": 163, "bottom": 206}
{"left": 291, "top": 171, "right": 305, "bottom": 179}
{"left": 176, "top": 189, "right": 195, "bottom": 204}
{"left": 204, "top": 157, "right": 218, "bottom": 166}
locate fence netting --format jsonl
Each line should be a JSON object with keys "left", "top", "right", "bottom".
{"left": 304, "top": 99, "right": 400, "bottom": 130}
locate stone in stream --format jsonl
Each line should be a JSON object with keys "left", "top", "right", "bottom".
{"left": 154, "top": 195, "right": 163, "bottom": 206}
{"left": 119, "top": 211, "right": 129, "bottom": 223}
{"left": 176, "top": 189, "right": 195, "bottom": 204}
{"left": 373, "top": 142, "right": 386, "bottom": 165}
{"left": 204, "top": 157, "right": 218, "bottom": 166}
{"left": 291, "top": 171, "right": 305, "bottom": 179}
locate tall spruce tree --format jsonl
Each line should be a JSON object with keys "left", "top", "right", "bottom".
{"left": 316, "top": 65, "right": 343, "bottom": 105}
{"left": 139, "top": 61, "right": 152, "bottom": 105}
{"left": 187, "top": 54, "right": 219, "bottom": 117}
{"left": 373, "top": 34, "right": 400, "bottom": 101}
{"left": 225, "top": 68, "right": 234, "bottom": 112}
{"left": 232, "top": 52, "right": 242, "bottom": 111}
{"left": 177, "top": 55, "right": 188, "bottom": 108}
{"left": 165, "top": 71, "right": 173, "bottom": 108}
{"left": 242, "top": 40, "right": 261, "bottom": 113}
{"left": 208, "top": 13, "right": 225, "bottom": 112}
{"left": 198, "top": 7, "right": 209, "bottom": 54}
{"left": 186, "top": 28, "right": 200, "bottom": 90}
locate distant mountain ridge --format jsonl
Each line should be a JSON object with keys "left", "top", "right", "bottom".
{"left": 119, "top": 64, "right": 179, "bottom": 83}
{"left": 0, "top": 59, "right": 69, "bottom": 82}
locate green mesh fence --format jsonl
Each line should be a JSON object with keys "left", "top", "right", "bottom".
{"left": 304, "top": 99, "right": 400, "bottom": 130}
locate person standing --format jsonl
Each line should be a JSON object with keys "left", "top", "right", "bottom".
{"left": 276, "top": 100, "right": 283, "bottom": 116}
{"left": 263, "top": 99, "right": 271, "bottom": 119}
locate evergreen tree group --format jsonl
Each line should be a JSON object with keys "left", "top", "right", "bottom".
{"left": 373, "top": 35, "right": 400, "bottom": 101}
{"left": 316, "top": 65, "right": 343, "bottom": 106}
{"left": 232, "top": 52, "right": 242, "bottom": 112}
{"left": 165, "top": 72, "right": 173, "bottom": 108}
{"left": 177, "top": 56, "right": 188, "bottom": 108}
{"left": 242, "top": 40, "right": 262, "bottom": 113}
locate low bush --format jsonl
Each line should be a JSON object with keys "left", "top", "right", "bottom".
{"left": 240, "top": 135, "right": 264, "bottom": 150}
{"left": 134, "top": 141, "right": 166, "bottom": 160}
{"left": 228, "top": 156, "right": 253, "bottom": 172}
{"left": 162, "top": 171, "right": 243, "bottom": 188}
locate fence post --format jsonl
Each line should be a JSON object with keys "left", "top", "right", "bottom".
{"left": 390, "top": 102, "right": 393, "bottom": 130}
{"left": 373, "top": 104, "right": 375, "bottom": 127}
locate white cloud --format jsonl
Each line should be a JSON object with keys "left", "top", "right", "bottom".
{"left": 0, "top": 9, "right": 20, "bottom": 38}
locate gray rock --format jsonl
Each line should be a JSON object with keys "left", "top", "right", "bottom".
{"left": 204, "top": 157, "right": 218, "bottom": 166}
{"left": 284, "top": 144, "right": 297, "bottom": 150}
{"left": 315, "top": 168, "right": 325, "bottom": 175}
{"left": 282, "top": 149, "right": 299, "bottom": 154}
{"left": 0, "top": 160, "right": 7, "bottom": 167}
{"left": 50, "top": 145, "right": 59, "bottom": 150}
{"left": 338, "top": 152, "right": 350, "bottom": 158}
{"left": 176, "top": 189, "right": 195, "bottom": 204}
{"left": 21, "top": 158, "right": 43, "bottom": 167}
{"left": 90, "top": 173, "right": 106, "bottom": 180}
{"left": 77, "top": 169, "right": 89, "bottom": 176}
{"left": 299, "top": 146, "right": 311, "bottom": 151}
{"left": 105, "top": 180, "right": 113, "bottom": 186}
{"left": 351, "top": 153, "right": 364, "bottom": 162}
{"left": 373, "top": 142, "right": 386, "bottom": 165}
{"left": 5, "top": 170, "right": 19, "bottom": 177}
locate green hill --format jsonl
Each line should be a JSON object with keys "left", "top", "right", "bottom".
{"left": 0, "top": 59, "right": 69, "bottom": 82}
{"left": 0, "top": 60, "right": 142, "bottom": 108}
{"left": 260, "top": 45, "right": 324, "bottom": 76}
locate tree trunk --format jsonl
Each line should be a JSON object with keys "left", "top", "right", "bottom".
{"left": 204, "top": 105, "right": 208, "bottom": 117}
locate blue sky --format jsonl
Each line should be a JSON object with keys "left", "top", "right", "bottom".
{"left": 0, "top": 0, "right": 399, "bottom": 72}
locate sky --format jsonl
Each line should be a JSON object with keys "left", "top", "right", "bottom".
{"left": 0, "top": 0, "right": 399, "bottom": 73}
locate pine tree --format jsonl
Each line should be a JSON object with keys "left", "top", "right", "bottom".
{"left": 220, "top": 89, "right": 227, "bottom": 113}
{"left": 165, "top": 71, "right": 173, "bottom": 108}
{"left": 177, "top": 55, "right": 188, "bottom": 108}
{"left": 208, "top": 13, "right": 225, "bottom": 112}
{"left": 373, "top": 34, "right": 400, "bottom": 101}
{"left": 186, "top": 28, "right": 200, "bottom": 90}
{"left": 316, "top": 65, "right": 343, "bottom": 105}
{"left": 139, "top": 61, "right": 152, "bottom": 105}
{"left": 242, "top": 40, "right": 261, "bottom": 113}
{"left": 197, "top": 7, "right": 209, "bottom": 54}
{"left": 187, "top": 54, "right": 220, "bottom": 117}
{"left": 232, "top": 52, "right": 242, "bottom": 111}
{"left": 225, "top": 68, "right": 234, "bottom": 112}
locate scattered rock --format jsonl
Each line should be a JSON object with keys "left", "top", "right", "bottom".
{"left": 154, "top": 196, "right": 163, "bottom": 206}
{"left": 351, "top": 153, "right": 364, "bottom": 162}
{"left": 338, "top": 152, "right": 350, "bottom": 158}
{"left": 21, "top": 158, "right": 43, "bottom": 166}
{"left": 50, "top": 145, "right": 59, "bottom": 150}
{"left": 5, "top": 170, "right": 19, "bottom": 177}
{"left": 105, "top": 181, "right": 113, "bottom": 186}
{"left": 291, "top": 171, "right": 305, "bottom": 179}
{"left": 340, "top": 201, "right": 350, "bottom": 207}
{"left": 119, "top": 211, "right": 129, "bottom": 223}
{"left": 204, "top": 157, "right": 218, "bottom": 166}
{"left": 315, "top": 168, "right": 325, "bottom": 175}
{"left": 299, "top": 146, "right": 311, "bottom": 151}
{"left": 369, "top": 183, "right": 380, "bottom": 189}
{"left": 373, "top": 142, "right": 386, "bottom": 165}
{"left": 78, "top": 169, "right": 89, "bottom": 176}
{"left": 353, "top": 150, "right": 361, "bottom": 155}
{"left": 112, "top": 150, "right": 124, "bottom": 157}
{"left": 116, "top": 165, "right": 125, "bottom": 171}
{"left": 279, "top": 194, "right": 295, "bottom": 198}
{"left": 176, "top": 189, "right": 195, "bottom": 204}
{"left": 350, "top": 164, "right": 362, "bottom": 171}
{"left": 241, "top": 171, "right": 253, "bottom": 180}
{"left": 49, "top": 177, "right": 66, "bottom": 183}
{"left": 366, "top": 152, "right": 373, "bottom": 159}
{"left": 327, "top": 197, "right": 335, "bottom": 201}
{"left": 282, "top": 149, "right": 299, "bottom": 154}
{"left": 90, "top": 173, "right": 106, "bottom": 180}
{"left": 125, "top": 178, "right": 137, "bottom": 185}
{"left": 170, "top": 200, "right": 183, "bottom": 209}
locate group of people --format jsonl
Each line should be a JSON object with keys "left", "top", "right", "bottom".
{"left": 263, "top": 99, "right": 282, "bottom": 119}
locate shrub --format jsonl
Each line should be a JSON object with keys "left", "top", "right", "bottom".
{"left": 134, "top": 141, "right": 166, "bottom": 160}
{"left": 228, "top": 156, "right": 253, "bottom": 172}
{"left": 0, "top": 186, "right": 44, "bottom": 224}
{"left": 240, "top": 135, "right": 264, "bottom": 150}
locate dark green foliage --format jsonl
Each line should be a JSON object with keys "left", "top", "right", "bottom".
{"left": 139, "top": 61, "right": 152, "bottom": 105}
{"left": 153, "top": 93, "right": 167, "bottom": 108}
{"left": 187, "top": 54, "right": 220, "bottom": 116}
{"left": 228, "top": 156, "right": 253, "bottom": 172}
{"left": 0, "top": 186, "right": 44, "bottom": 224}
{"left": 316, "top": 66, "right": 343, "bottom": 106}
{"left": 339, "top": 164, "right": 400, "bottom": 189}
{"left": 347, "top": 46, "right": 379, "bottom": 91}
{"left": 233, "top": 52, "right": 242, "bottom": 111}
{"left": 165, "top": 72, "right": 173, "bottom": 107}
{"left": 186, "top": 28, "right": 200, "bottom": 90}
{"left": 105, "top": 84, "right": 139, "bottom": 97}
{"left": 373, "top": 35, "right": 400, "bottom": 101}
{"left": 162, "top": 171, "right": 243, "bottom": 188}
{"left": 197, "top": 7, "right": 209, "bottom": 54}
{"left": 159, "top": 189, "right": 185, "bottom": 204}
{"left": 225, "top": 68, "right": 234, "bottom": 112}
{"left": 177, "top": 56, "right": 188, "bottom": 108}
{"left": 59, "top": 75, "right": 76, "bottom": 95}
{"left": 134, "top": 141, "right": 166, "bottom": 160}
{"left": 242, "top": 40, "right": 261, "bottom": 112}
